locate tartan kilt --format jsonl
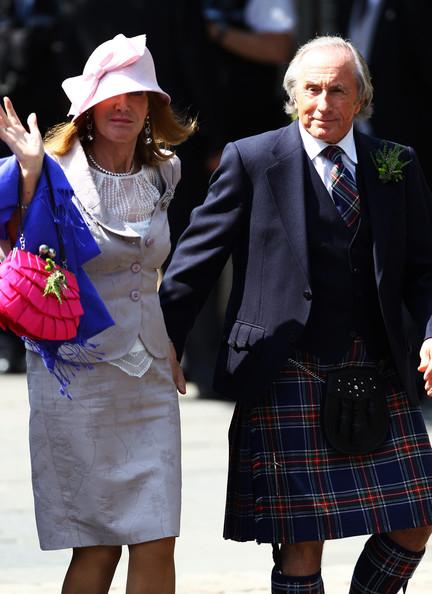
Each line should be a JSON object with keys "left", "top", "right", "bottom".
{"left": 223, "top": 339, "right": 432, "bottom": 544}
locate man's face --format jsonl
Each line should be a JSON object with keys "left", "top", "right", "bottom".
{"left": 294, "top": 48, "right": 363, "bottom": 144}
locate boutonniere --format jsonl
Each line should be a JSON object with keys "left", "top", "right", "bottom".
{"left": 371, "top": 143, "right": 411, "bottom": 183}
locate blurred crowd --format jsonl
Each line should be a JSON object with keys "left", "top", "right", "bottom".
{"left": 0, "top": 0, "right": 430, "bottom": 392}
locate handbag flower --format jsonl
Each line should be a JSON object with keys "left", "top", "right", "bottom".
{"left": 371, "top": 143, "right": 410, "bottom": 183}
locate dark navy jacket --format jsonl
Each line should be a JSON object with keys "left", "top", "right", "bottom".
{"left": 160, "top": 121, "right": 432, "bottom": 404}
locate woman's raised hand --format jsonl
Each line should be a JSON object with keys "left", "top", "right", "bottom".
{"left": 0, "top": 97, "right": 45, "bottom": 204}
{"left": 0, "top": 96, "right": 44, "bottom": 178}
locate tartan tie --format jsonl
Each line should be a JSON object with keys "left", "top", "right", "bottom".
{"left": 321, "top": 145, "right": 360, "bottom": 231}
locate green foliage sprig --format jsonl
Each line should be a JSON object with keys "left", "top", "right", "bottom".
{"left": 371, "top": 143, "right": 410, "bottom": 183}
{"left": 43, "top": 266, "right": 68, "bottom": 303}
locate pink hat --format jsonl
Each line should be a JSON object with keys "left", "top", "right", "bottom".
{"left": 62, "top": 33, "right": 170, "bottom": 120}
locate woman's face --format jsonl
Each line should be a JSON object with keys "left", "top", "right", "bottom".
{"left": 92, "top": 91, "right": 149, "bottom": 146}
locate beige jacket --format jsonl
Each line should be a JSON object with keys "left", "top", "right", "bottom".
{"left": 57, "top": 140, "right": 180, "bottom": 361}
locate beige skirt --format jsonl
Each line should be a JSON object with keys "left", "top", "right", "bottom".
{"left": 26, "top": 351, "right": 181, "bottom": 550}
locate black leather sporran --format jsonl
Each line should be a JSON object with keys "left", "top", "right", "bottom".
{"left": 323, "top": 367, "right": 389, "bottom": 455}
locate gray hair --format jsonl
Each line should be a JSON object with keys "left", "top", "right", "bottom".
{"left": 283, "top": 36, "right": 373, "bottom": 120}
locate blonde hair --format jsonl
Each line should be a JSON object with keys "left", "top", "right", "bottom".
{"left": 44, "top": 92, "right": 196, "bottom": 166}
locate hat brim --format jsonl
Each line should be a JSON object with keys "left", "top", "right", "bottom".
{"left": 71, "top": 72, "right": 170, "bottom": 121}
{"left": 65, "top": 49, "right": 171, "bottom": 120}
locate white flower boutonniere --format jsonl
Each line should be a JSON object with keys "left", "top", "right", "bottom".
{"left": 371, "top": 143, "right": 411, "bottom": 183}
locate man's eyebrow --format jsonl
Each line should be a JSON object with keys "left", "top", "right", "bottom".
{"left": 302, "top": 80, "right": 347, "bottom": 92}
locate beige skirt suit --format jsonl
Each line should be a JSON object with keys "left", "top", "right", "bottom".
{"left": 26, "top": 141, "right": 181, "bottom": 550}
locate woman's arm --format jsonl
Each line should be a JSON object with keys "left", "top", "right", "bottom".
{"left": 0, "top": 97, "right": 44, "bottom": 244}
{"left": 0, "top": 97, "right": 44, "bottom": 207}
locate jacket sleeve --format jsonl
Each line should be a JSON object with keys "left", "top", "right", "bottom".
{"left": 159, "top": 141, "right": 249, "bottom": 357}
{"left": 403, "top": 147, "right": 432, "bottom": 340}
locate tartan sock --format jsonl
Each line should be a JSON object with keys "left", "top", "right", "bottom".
{"left": 271, "top": 567, "right": 324, "bottom": 594}
{"left": 349, "top": 533, "right": 425, "bottom": 594}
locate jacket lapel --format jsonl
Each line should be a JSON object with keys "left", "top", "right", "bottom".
{"left": 266, "top": 122, "right": 310, "bottom": 281}
{"left": 355, "top": 132, "right": 398, "bottom": 286}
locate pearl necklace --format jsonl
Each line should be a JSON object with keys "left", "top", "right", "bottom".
{"left": 87, "top": 153, "right": 135, "bottom": 177}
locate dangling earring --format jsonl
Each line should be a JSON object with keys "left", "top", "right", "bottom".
{"left": 144, "top": 115, "right": 152, "bottom": 145}
{"left": 85, "top": 111, "right": 94, "bottom": 143}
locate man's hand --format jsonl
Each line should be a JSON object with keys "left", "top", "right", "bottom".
{"left": 168, "top": 341, "right": 186, "bottom": 395}
{"left": 418, "top": 338, "right": 432, "bottom": 397}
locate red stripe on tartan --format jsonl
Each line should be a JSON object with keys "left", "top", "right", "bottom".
{"left": 388, "top": 397, "right": 405, "bottom": 412}
{"left": 252, "top": 412, "right": 279, "bottom": 425}
{"left": 275, "top": 438, "right": 431, "bottom": 465}
{"left": 332, "top": 176, "right": 359, "bottom": 199}
{"left": 251, "top": 411, "right": 321, "bottom": 423}
{"left": 249, "top": 440, "right": 431, "bottom": 472}
{"left": 371, "top": 439, "right": 431, "bottom": 458}
{"left": 399, "top": 562, "right": 418, "bottom": 577}
{"left": 331, "top": 168, "right": 358, "bottom": 192}
{"left": 254, "top": 483, "right": 431, "bottom": 514}
{"left": 342, "top": 211, "right": 360, "bottom": 228}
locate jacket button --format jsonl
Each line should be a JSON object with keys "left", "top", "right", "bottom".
{"left": 145, "top": 237, "right": 154, "bottom": 247}
{"left": 303, "top": 290, "right": 312, "bottom": 301}
{"left": 130, "top": 262, "right": 141, "bottom": 273}
{"left": 130, "top": 290, "right": 140, "bottom": 302}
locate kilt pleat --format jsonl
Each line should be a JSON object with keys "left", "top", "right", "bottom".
{"left": 223, "top": 340, "right": 432, "bottom": 544}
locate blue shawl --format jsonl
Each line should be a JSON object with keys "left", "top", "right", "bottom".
{"left": 0, "top": 154, "right": 114, "bottom": 395}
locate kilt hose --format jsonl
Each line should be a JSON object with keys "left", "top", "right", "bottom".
{"left": 224, "top": 339, "right": 432, "bottom": 544}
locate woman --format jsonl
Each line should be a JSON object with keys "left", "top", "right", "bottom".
{"left": 0, "top": 33, "right": 190, "bottom": 594}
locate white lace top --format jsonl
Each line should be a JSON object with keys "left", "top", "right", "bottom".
{"left": 89, "top": 165, "right": 163, "bottom": 377}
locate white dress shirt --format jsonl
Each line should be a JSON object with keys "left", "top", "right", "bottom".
{"left": 298, "top": 122, "right": 358, "bottom": 196}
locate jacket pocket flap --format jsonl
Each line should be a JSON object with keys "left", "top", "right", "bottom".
{"left": 227, "top": 321, "right": 265, "bottom": 352}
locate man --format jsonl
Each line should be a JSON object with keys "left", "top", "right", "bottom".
{"left": 160, "top": 37, "right": 432, "bottom": 593}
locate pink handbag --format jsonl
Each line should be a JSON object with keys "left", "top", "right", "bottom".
{"left": 0, "top": 166, "right": 84, "bottom": 342}
{"left": 0, "top": 247, "right": 83, "bottom": 341}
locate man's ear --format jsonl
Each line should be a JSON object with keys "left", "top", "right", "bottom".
{"left": 354, "top": 98, "right": 363, "bottom": 115}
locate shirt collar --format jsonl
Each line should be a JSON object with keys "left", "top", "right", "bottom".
{"left": 299, "top": 122, "right": 358, "bottom": 165}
